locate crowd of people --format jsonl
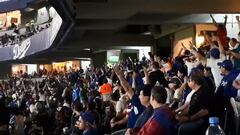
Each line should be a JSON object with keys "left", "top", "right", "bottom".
{"left": 1, "top": 15, "right": 240, "bottom": 135}
{"left": 0, "top": 20, "right": 51, "bottom": 48}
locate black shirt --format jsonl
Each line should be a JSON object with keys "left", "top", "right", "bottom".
{"left": 188, "top": 86, "right": 210, "bottom": 117}
{"left": 149, "top": 70, "right": 168, "bottom": 87}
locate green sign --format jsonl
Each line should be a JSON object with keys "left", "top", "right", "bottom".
{"left": 108, "top": 56, "right": 119, "bottom": 63}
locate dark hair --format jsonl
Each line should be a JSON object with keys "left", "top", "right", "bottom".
{"left": 189, "top": 69, "right": 205, "bottom": 86}
{"left": 73, "top": 102, "right": 84, "bottom": 112}
{"left": 196, "top": 64, "right": 205, "bottom": 72}
{"left": 151, "top": 86, "right": 167, "bottom": 104}
{"left": 213, "top": 41, "right": 219, "bottom": 47}
{"left": 189, "top": 74, "right": 205, "bottom": 86}
{"left": 204, "top": 67, "right": 212, "bottom": 72}
{"left": 103, "top": 78, "right": 108, "bottom": 84}
{"left": 152, "top": 62, "right": 160, "bottom": 69}
{"left": 177, "top": 68, "right": 187, "bottom": 77}
{"left": 120, "top": 88, "right": 126, "bottom": 95}
{"left": 184, "top": 50, "right": 190, "bottom": 56}
{"left": 189, "top": 68, "right": 204, "bottom": 77}
{"left": 231, "top": 38, "right": 238, "bottom": 43}
{"left": 111, "top": 91, "right": 120, "bottom": 102}
{"left": 162, "top": 57, "right": 168, "bottom": 63}
{"left": 140, "top": 84, "right": 152, "bottom": 97}
{"left": 87, "top": 101, "right": 96, "bottom": 110}
{"left": 197, "top": 48, "right": 206, "bottom": 58}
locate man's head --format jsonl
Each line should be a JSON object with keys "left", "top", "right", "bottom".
{"left": 187, "top": 71, "right": 205, "bottom": 90}
{"left": 183, "top": 50, "right": 191, "bottom": 56}
{"left": 102, "top": 78, "right": 108, "bottom": 84}
{"left": 152, "top": 62, "right": 160, "bottom": 69}
{"left": 139, "top": 84, "right": 152, "bottom": 107}
{"left": 229, "top": 38, "right": 238, "bottom": 48}
{"left": 204, "top": 67, "right": 212, "bottom": 77}
{"left": 72, "top": 102, "right": 83, "bottom": 113}
{"left": 217, "top": 60, "right": 233, "bottom": 75}
{"left": 177, "top": 68, "right": 186, "bottom": 78}
{"left": 150, "top": 86, "right": 167, "bottom": 109}
{"left": 77, "top": 111, "right": 95, "bottom": 130}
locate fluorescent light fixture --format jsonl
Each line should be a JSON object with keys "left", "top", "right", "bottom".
{"left": 142, "top": 31, "right": 152, "bottom": 35}
{"left": 83, "top": 48, "right": 91, "bottom": 51}
{"left": 0, "top": 0, "right": 10, "bottom": 3}
{"left": 24, "top": 7, "right": 34, "bottom": 12}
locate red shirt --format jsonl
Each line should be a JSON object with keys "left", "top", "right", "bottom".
{"left": 217, "top": 26, "right": 228, "bottom": 49}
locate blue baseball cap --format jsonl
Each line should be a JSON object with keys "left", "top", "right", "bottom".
{"left": 81, "top": 111, "right": 95, "bottom": 126}
{"left": 217, "top": 60, "right": 233, "bottom": 71}
{"left": 210, "top": 48, "right": 220, "bottom": 59}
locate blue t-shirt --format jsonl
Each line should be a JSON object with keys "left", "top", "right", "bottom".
{"left": 127, "top": 94, "right": 144, "bottom": 128}
{"left": 134, "top": 105, "right": 153, "bottom": 128}
{"left": 72, "top": 87, "right": 80, "bottom": 102}
{"left": 218, "top": 69, "right": 239, "bottom": 99}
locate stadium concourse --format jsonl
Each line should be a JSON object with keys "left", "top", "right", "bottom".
{"left": 1, "top": 0, "right": 240, "bottom": 135}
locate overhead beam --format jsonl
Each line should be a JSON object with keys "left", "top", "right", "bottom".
{"left": 60, "top": 32, "right": 154, "bottom": 49}
{"left": 74, "top": 0, "right": 240, "bottom": 19}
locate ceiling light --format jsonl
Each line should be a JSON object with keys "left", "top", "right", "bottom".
{"left": 24, "top": 7, "right": 34, "bottom": 12}
{"left": 141, "top": 31, "right": 152, "bottom": 35}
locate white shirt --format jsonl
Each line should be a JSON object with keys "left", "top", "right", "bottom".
{"left": 229, "top": 43, "right": 239, "bottom": 50}
{"left": 207, "top": 54, "right": 226, "bottom": 88}
{"left": 185, "top": 90, "right": 196, "bottom": 104}
{"left": 185, "top": 61, "right": 199, "bottom": 76}
{"left": 39, "top": 94, "right": 46, "bottom": 102}
{"left": 116, "top": 95, "right": 127, "bottom": 114}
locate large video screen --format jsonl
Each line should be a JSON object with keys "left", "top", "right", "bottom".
{"left": 0, "top": 6, "right": 63, "bottom": 61}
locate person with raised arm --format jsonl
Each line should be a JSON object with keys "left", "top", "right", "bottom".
{"left": 113, "top": 65, "right": 144, "bottom": 135}
{"left": 210, "top": 14, "right": 228, "bottom": 50}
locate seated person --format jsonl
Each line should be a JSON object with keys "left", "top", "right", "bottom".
{"left": 176, "top": 70, "right": 210, "bottom": 135}
{"left": 130, "top": 85, "right": 153, "bottom": 134}
{"left": 137, "top": 86, "right": 176, "bottom": 135}
{"left": 75, "top": 111, "right": 98, "bottom": 135}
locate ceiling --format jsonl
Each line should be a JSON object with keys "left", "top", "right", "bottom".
{"left": 9, "top": 0, "right": 240, "bottom": 64}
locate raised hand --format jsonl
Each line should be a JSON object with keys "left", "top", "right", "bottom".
{"left": 210, "top": 14, "right": 213, "bottom": 18}
{"left": 181, "top": 42, "right": 187, "bottom": 49}
{"left": 224, "top": 15, "right": 228, "bottom": 20}
{"left": 236, "top": 16, "right": 240, "bottom": 22}
{"left": 113, "top": 65, "right": 123, "bottom": 76}
{"left": 189, "top": 41, "right": 194, "bottom": 49}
